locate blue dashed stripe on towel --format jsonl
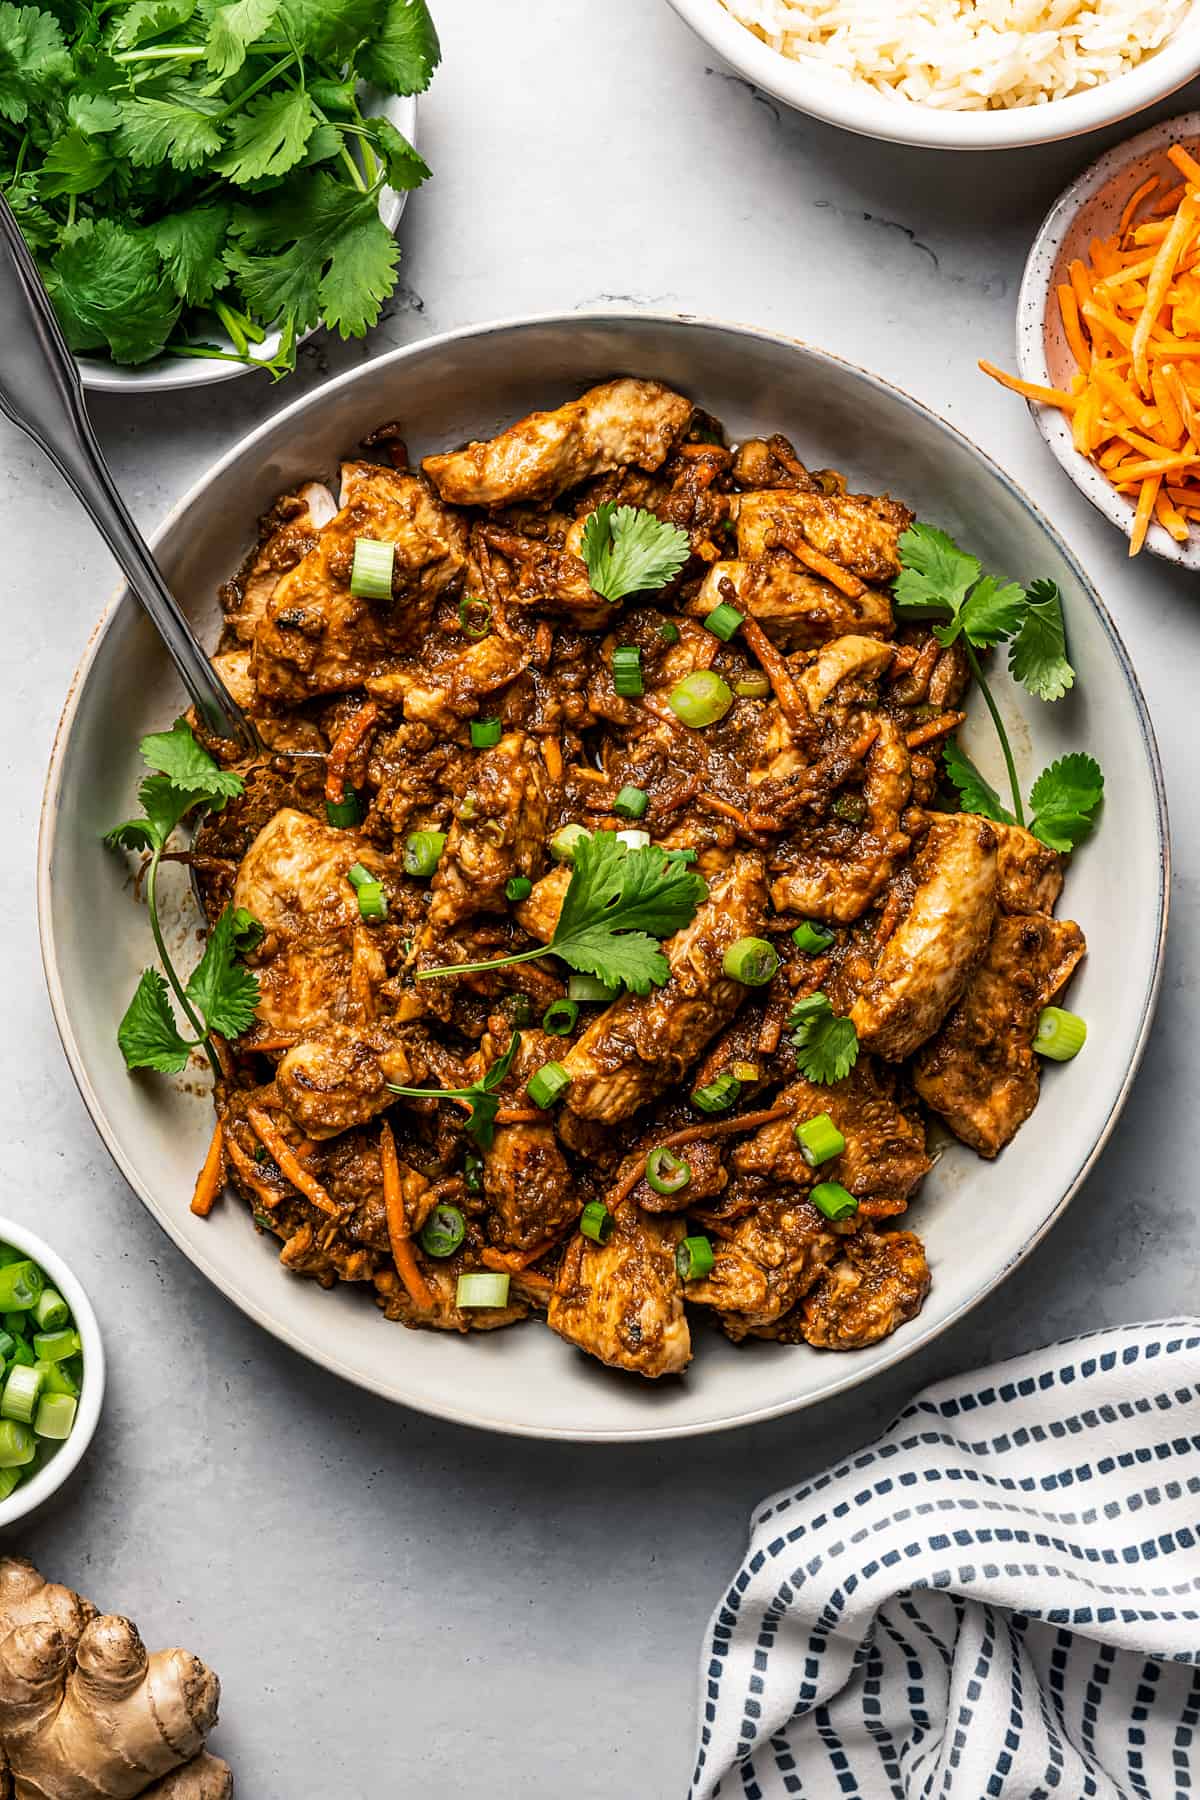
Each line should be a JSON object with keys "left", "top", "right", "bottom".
{"left": 691, "top": 1322, "right": 1200, "bottom": 1799}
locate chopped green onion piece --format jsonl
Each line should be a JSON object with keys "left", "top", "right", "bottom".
{"left": 470, "top": 717, "right": 502, "bottom": 749}
{"left": 528, "top": 1061, "right": 570, "bottom": 1109}
{"left": 32, "top": 1330, "right": 79, "bottom": 1364}
{"left": 325, "top": 792, "right": 361, "bottom": 828}
{"left": 0, "top": 1332, "right": 13, "bottom": 1364}
{"left": 616, "top": 828, "right": 650, "bottom": 851}
{"left": 550, "top": 823, "right": 590, "bottom": 864}
{"left": 347, "top": 862, "right": 374, "bottom": 889}
{"left": 35, "top": 1359, "right": 79, "bottom": 1398}
{"left": 355, "top": 881, "right": 388, "bottom": 922}
{"left": 723, "top": 936, "right": 780, "bottom": 986}
{"left": 418, "top": 1204, "right": 466, "bottom": 1259}
{"left": 792, "top": 920, "right": 836, "bottom": 954}
{"left": 0, "top": 1365, "right": 42, "bottom": 1426}
{"left": 658, "top": 621, "right": 681, "bottom": 644}
{"left": 568, "top": 974, "right": 618, "bottom": 1002}
{"left": 458, "top": 794, "right": 478, "bottom": 821}
{"left": 676, "top": 1234, "right": 715, "bottom": 1282}
{"left": 463, "top": 1150, "right": 484, "bottom": 1194}
{"left": 349, "top": 537, "right": 395, "bottom": 601}
{"left": 542, "top": 998, "right": 579, "bottom": 1036}
{"left": 504, "top": 992, "right": 533, "bottom": 1027}
{"left": 734, "top": 673, "right": 770, "bottom": 699}
{"left": 691, "top": 1073, "right": 742, "bottom": 1114}
{"left": 0, "top": 1264, "right": 43, "bottom": 1313}
{"left": 645, "top": 1147, "right": 691, "bottom": 1197}
{"left": 505, "top": 876, "right": 533, "bottom": 902}
{"left": 580, "top": 1201, "right": 614, "bottom": 1244}
{"left": 611, "top": 645, "right": 644, "bottom": 697}
{"left": 0, "top": 1421, "right": 34, "bottom": 1468}
{"left": 614, "top": 785, "right": 649, "bottom": 820}
{"left": 731, "top": 1061, "right": 759, "bottom": 1083}
{"left": 458, "top": 594, "right": 491, "bottom": 638}
{"left": 832, "top": 792, "right": 867, "bottom": 824}
{"left": 810, "top": 1181, "right": 859, "bottom": 1222}
{"left": 6, "top": 1337, "right": 33, "bottom": 1369}
{"left": 34, "top": 1392, "right": 76, "bottom": 1441}
{"left": 0, "top": 1250, "right": 24, "bottom": 1270}
{"left": 456, "top": 1271, "right": 511, "bottom": 1308}
{"left": 703, "top": 601, "right": 743, "bottom": 642}
{"left": 403, "top": 830, "right": 447, "bottom": 878}
{"left": 2, "top": 1314, "right": 25, "bottom": 1334}
{"left": 0, "top": 1466, "right": 22, "bottom": 1499}
{"left": 663, "top": 847, "right": 698, "bottom": 864}
{"left": 669, "top": 670, "right": 733, "bottom": 728}
{"left": 794, "top": 1113, "right": 846, "bottom": 1168}
{"left": 1034, "top": 1007, "right": 1087, "bottom": 1061}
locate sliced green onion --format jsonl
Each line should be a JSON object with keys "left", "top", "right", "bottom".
{"left": 731, "top": 1061, "right": 759, "bottom": 1083}
{"left": 580, "top": 1201, "right": 614, "bottom": 1244}
{"left": 418, "top": 1204, "right": 466, "bottom": 1258}
{"left": 1034, "top": 1007, "right": 1087, "bottom": 1061}
{"left": 810, "top": 1180, "right": 859, "bottom": 1222}
{"left": 703, "top": 601, "right": 743, "bottom": 642}
{"left": 458, "top": 794, "right": 478, "bottom": 821}
{"left": 734, "top": 673, "right": 770, "bottom": 699}
{"left": 32, "top": 1330, "right": 79, "bottom": 1364}
{"left": 676, "top": 1234, "right": 715, "bottom": 1282}
{"left": 0, "top": 1250, "right": 24, "bottom": 1270}
{"left": 6, "top": 1338, "right": 33, "bottom": 1369}
{"left": 347, "top": 862, "right": 374, "bottom": 889}
{"left": 658, "top": 620, "right": 681, "bottom": 645}
{"left": 33, "top": 1393, "right": 76, "bottom": 1441}
{"left": 504, "top": 992, "right": 533, "bottom": 1027}
{"left": 614, "top": 785, "right": 649, "bottom": 820}
{"left": 0, "top": 1467, "right": 22, "bottom": 1499}
{"left": 550, "top": 823, "right": 590, "bottom": 864}
{"left": 542, "top": 999, "right": 579, "bottom": 1037}
{"left": 528, "top": 1061, "right": 570, "bottom": 1109}
{"left": 833, "top": 792, "right": 867, "bottom": 824}
{"left": 2, "top": 1314, "right": 25, "bottom": 1334}
{"left": 669, "top": 670, "right": 732, "bottom": 728}
{"left": 505, "top": 876, "right": 533, "bottom": 902}
{"left": 456, "top": 1271, "right": 511, "bottom": 1308}
{"left": 0, "top": 1421, "right": 34, "bottom": 1468}
{"left": 349, "top": 536, "right": 395, "bottom": 600}
{"left": 0, "top": 1332, "right": 13, "bottom": 1364}
{"left": 35, "top": 1359, "right": 79, "bottom": 1398}
{"left": 663, "top": 847, "right": 698, "bottom": 864}
{"left": 0, "top": 1365, "right": 42, "bottom": 1425}
{"left": 793, "top": 920, "right": 836, "bottom": 954}
{"left": 617, "top": 828, "right": 650, "bottom": 851}
{"left": 354, "top": 881, "right": 388, "bottom": 922}
{"left": 471, "top": 717, "right": 502, "bottom": 749}
{"left": 403, "top": 830, "right": 446, "bottom": 878}
{"left": 0, "top": 1264, "right": 43, "bottom": 1313}
{"left": 645, "top": 1147, "right": 691, "bottom": 1197}
{"left": 325, "top": 792, "right": 361, "bottom": 828}
{"left": 464, "top": 1151, "right": 484, "bottom": 1196}
{"left": 723, "top": 936, "right": 780, "bottom": 986}
{"left": 458, "top": 594, "right": 492, "bottom": 638}
{"left": 568, "top": 974, "right": 618, "bottom": 1003}
{"left": 794, "top": 1114, "right": 846, "bottom": 1168}
{"left": 691, "top": 1073, "right": 742, "bottom": 1114}
{"left": 611, "top": 645, "right": 644, "bottom": 697}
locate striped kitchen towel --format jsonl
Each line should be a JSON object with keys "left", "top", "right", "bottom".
{"left": 691, "top": 1321, "right": 1200, "bottom": 1799}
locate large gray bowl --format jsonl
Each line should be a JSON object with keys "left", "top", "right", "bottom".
{"left": 38, "top": 314, "right": 1168, "bottom": 1440}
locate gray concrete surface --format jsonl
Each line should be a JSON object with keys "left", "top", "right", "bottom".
{"left": 4, "top": 2, "right": 1200, "bottom": 1793}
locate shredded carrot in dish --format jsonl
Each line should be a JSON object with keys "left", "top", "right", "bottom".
{"left": 379, "top": 1120, "right": 434, "bottom": 1310}
{"left": 190, "top": 1121, "right": 225, "bottom": 1217}
{"left": 324, "top": 699, "right": 379, "bottom": 804}
{"left": 982, "top": 142, "right": 1200, "bottom": 554}
{"left": 782, "top": 534, "right": 867, "bottom": 599}
{"left": 246, "top": 1105, "right": 341, "bottom": 1217}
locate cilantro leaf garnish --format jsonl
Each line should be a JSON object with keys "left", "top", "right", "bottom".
{"left": 941, "top": 740, "right": 1014, "bottom": 826}
{"left": 892, "top": 523, "right": 979, "bottom": 617}
{"left": 0, "top": 3, "right": 71, "bottom": 125}
{"left": 138, "top": 717, "right": 244, "bottom": 800}
{"left": 185, "top": 903, "right": 263, "bottom": 1039}
{"left": 46, "top": 221, "right": 182, "bottom": 366}
{"left": 1008, "top": 579, "right": 1075, "bottom": 703}
{"left": 387, "top": 1032, "right": 520, "bottom": 1151}
{"left": 789, "top": 993, "right": 859, "bottom": 1087}
{"left": 580, "top": 503, "right": 692, "bottom": 604}
{"left": 118, "top": 969, "right": 193, "bottom": 1074}
{"left": 358, "top": 0, "right": 442, "bottom": 95}
{"left": 214, "top": 86, "right": 318, "bottom": 186}
{"left": 1028, "top": 753, "right": 1104, "bottom": 852}
{"left": 419, "top": 830, "right": 709, "bottom": 995}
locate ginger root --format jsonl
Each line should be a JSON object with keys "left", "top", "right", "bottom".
{"left": 0, "top": 1559, "right": 232, "bottom": 1800}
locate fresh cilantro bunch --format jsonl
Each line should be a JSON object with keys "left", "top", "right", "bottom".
{"left": 580, "top": 503, "right": 691, "bottom": 602}
{"left": 894, "top": 523, "right": 1103, "bottom": 848}
{"left": 105, "top": 719, "right": 263, "bottom": 1078}
{"left": 789, "top": 993, "right": 858, "bottom": 1087}
{"left": 387, "top": 1032, "right": 519, "bottom": 1150}
{"left": 2, "top": 0, "right": 439, "bottom": 373}
{"left": 420, "top": 829, "right": 709, "bottom": 995}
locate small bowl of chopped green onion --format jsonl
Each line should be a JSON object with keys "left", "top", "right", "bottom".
{"left": 0, "top": 1221, "right": 103, "bottom": 1526}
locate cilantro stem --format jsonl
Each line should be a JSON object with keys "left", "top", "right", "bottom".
{"left": 145, "top": 848, "right": 221, "bottom": 1081}
{"left": 338, "top": 145, "right": 368, "bottom": 194}
{"left": 113, "top": 44, "right": 206, "bottom": 60}
{"left": 215, "top": 54, "right": 295, "bottom": 122}
{"left": 417, "top": 946, "right": 552, "bottom": 982}
{"left": 11, "top": 135, "right": 28, "bottom": 183}
{"left": 964, "top": 644, "right": 1024, "bottom": 826}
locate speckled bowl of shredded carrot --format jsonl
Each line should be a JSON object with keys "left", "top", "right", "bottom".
{"left": 989, "top": 113, "right": 1200, "bottom": 566}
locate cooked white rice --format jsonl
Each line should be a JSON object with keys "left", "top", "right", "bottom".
{"left": 718, "top": 0, "right": 1192, "bottom": 109}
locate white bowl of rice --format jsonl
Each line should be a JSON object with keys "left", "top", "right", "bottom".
{"left": 665, "top": 0, "right": 1200, "bottom": 149}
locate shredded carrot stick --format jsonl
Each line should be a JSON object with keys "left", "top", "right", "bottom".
{"left": 608, "top": 1106, "right": 790, "bottom": 1208}
{"left": 1151, "top": 364, "right": 1186, "bottom": 444}
{"left": 1119, "top": 174, "right": 1160, "bottom": 241}
{"left": 1132, "top": 194, "right": 1198, "bottom": 391}
{"left": 190, "top": 1121, "right": 226, "bottom": 1217}
{"left": 1090, "top": 361, "right": 1157, "bottom": 432}
{"left": 541, "top": 736, "right": 563, "bottom": 783}
{"left": 1056, "top": 284, "right": 1091, "bottom": 370}
{"left": 237, "top": 1034, "right": 299, "bottom": 1055}
{"left": 1153, "top": 180, "right": 1188, "bottom": 216}
{"left": 481, "top": 1234, "right": 564, "bottom": 1272}
{"left": 977, "top": 360, "right": 1078, "bottom": 411}
{"left": 1130, "top": 474, "right": 1162, "bottom": 555}
{"left": 293, "top": 1138, "right": 318, "bottom": 1161}
{"left": 905, "top": 710, "right": 966, "bottom": 750}
{"left": 783, "top": 534, "right": 867, "bottom": 599}
{"left": 1068, "top": 257, "right": 1093, "bottom": 313}
{"left": 246, "top": 1106, "right": 341, "bottom": 1216}
{"left": 324, "top": 700, "right": 380, "bottom": 805}
{"left": 740, "top": 616, "right": 808, "bottom": 725}
{"left": 1167, "top": 143, "right": 1200, "bottom": 189}
{"left": 379, "top": 1120, "right": 433, "bottom": 1310}
{"left": 1155, "top": 489, "right": 1190, "bottom": 541}
{"left": 493, "top": 1108, "right": 542, "bottom": 1125}
{"left": 222, "top": 1128, "right": 282, "bottom": 1210}
{"left": 695, "top": 792, "right": 759, "bottom": 833}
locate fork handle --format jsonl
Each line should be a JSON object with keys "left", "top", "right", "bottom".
{"left": 0, "top": 193, "right": 261, "bottom": 754}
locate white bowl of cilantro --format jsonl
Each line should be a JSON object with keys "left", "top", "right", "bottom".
{"left": 10, "top": 0, "right": 439, "bottom": 391}
{"left": 0, "top": 1220, "right": 103, "bottom": 1526}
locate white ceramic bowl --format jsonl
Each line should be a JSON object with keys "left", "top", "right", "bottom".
{"left": 665, "top": 0, "right": 1200, "bottom": 151}
{"left": 38, "top": 313, "right": 1167, "bottom": 1440}
{"left": 1018, "top": 111, "right": 1200, "bottom": 567}
{"left": 78, "top": 92, "right": 418, "bottom": 395}
{"left": 0, "top": 1219, "right": 104, "bottom": 1527}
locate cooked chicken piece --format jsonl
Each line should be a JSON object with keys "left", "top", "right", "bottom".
{"left": 223, "top": 482, "right": 336, "bottom": 645}
{"left": 486, "top": 530, "right": 612, "bottom": 629}
{"left": 732, "top": 1061, "right": 929, "bottom": 1213}
{"left": 209, "top": 649, "right": 325, "bottom": 755}
{"left": 630, "top": 1137, "right": 728, "bottom": 1212}
{"left": 253, "top": 467, "right": 468, "bottom": 702}
{"left": 795, "top": 1229, "right": 930, "bottom": 1349}
{"left": 685, "top": 1195, "right": 842, "bottom": 1338}
{"left": 561, "top": 854, "right": 768, "bottom": 1122}
{"left": 366, "top": 635, "right": 529, "bottom": 734}
{"left": 429, "top": 731, "right": 550, "bottom": 928}
{"left": 693, "top": 557, "right": 894, "bottom": 649}
{"left": 275, "top": 1025, "right": 431, "bottom": 1139}
{"left": 423, "top": 379, "right": 693, "bottom": 507}
{"left": 851, "top": 812, "right": 998, "bottom": 1060}
{"left": 513, "top": 865, "right": 571, "bottom": 942}
{"left": 547, "top": 1202, "right": 690, "bottom": 1377}
{"left": 914, "top": 911, "right": 1085, "bottom": 1157}
{"left": 798, "top": 635, "right": 895, "bottom": 712}
{"left": 992, "top": 822, "right": 1065, "bottom": 916}
{"left": 484, "top": 1122, "right": 579, "bottom": 1250}
{"left": 735, "top": 490, "right": 913, "bottom": 583}
{"left": 769, "top": 715, "right": 913, "bottom": 922}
